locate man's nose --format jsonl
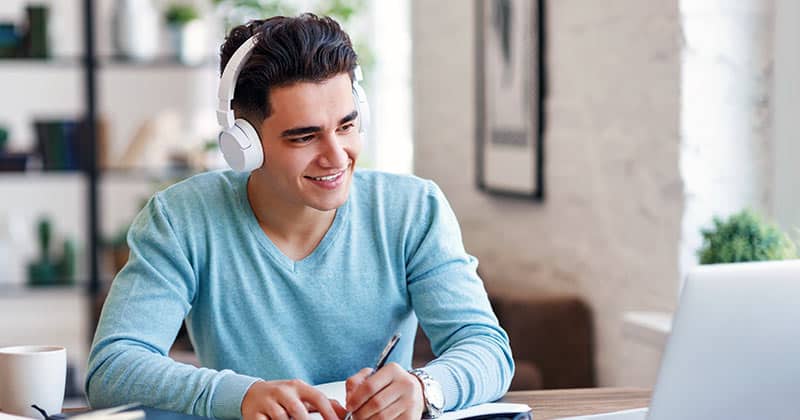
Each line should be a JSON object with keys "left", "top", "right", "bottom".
{"left": 319, "top": 135, "right": 349, "bottom": 168}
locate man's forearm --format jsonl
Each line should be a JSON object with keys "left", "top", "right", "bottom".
{"left": 85, "top": 342, "right": 259, "bottom": 419}
{"left": 421, "top": 328, "right": 514, "bottom": 410}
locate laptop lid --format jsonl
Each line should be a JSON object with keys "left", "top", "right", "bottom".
{"left": 647, "top": 260, "right": 800, "bottom": 420}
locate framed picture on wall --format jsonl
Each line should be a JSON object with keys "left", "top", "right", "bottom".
{"left": 475, "top": 0, "right": 545, "bottom": 200}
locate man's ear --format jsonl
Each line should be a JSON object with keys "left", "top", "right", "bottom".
{"left": 233, "top": 107, "right": 263, "bottom": 139}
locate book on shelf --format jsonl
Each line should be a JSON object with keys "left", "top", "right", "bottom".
{"left": 34, "top": 118, "right": 89, "bottom": 171}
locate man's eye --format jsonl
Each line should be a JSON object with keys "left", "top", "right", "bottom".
{"left": 339, "top": 123, "right": 355, "bottom": 132}
{"left": 291, "top": 135, "right": 314, "bottom": 143}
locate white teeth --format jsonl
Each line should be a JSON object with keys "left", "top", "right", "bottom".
{"left": 310, "top": 172, "right": 340, "bottom": 181}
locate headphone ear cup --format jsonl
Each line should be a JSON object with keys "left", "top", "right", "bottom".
{"left": 218, "top": 119, "right": 264, "bottom": 172}
{"left": 352, "top": 82, "right": 370, "bottom": 135}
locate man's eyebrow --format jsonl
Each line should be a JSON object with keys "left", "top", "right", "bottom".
{"left": 340, "top": 110, "right": 358, "bottom": 125}
{"left": 280, "top": 110, "right": 359, "bottom": 138}
{"left": 281, "top": 125, "right": 320, "bottom": 138}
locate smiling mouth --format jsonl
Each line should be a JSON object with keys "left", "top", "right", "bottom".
{"left": 304, "top": 163, "right": 351, "bottom": 181}
{"left": 305, "top": 172, "right": 343, "bottom": 181}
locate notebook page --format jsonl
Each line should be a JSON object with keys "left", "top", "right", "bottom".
{"left": 312, "top": 381, "right": 532, "bottom": 420}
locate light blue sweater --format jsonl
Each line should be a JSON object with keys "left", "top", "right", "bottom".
{"left": 85, "top": 169, "right": 514, "bottom": 419}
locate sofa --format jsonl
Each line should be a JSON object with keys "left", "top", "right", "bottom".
{"left": 412, "top": 291, "right": 596, "bottom": 391}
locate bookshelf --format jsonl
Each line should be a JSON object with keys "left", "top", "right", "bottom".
{"left": 0, "top": 1, "right": 217, "bottom": 387}
{"left": 0, "top": 0, "right": 218, "bottom": 279}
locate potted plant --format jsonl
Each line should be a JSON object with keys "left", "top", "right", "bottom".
{"left": 26, "top": 217, "right": 77, "bottom": 286}
{"left": 697, "top": 209, "right": 797, "bottom": 264}
{"left": 165, "top": 3, "right": 206, "bottom": 65}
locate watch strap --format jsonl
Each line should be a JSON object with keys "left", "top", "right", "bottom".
{"left": 409, "top": 368, "right": 444, "bottom": 419}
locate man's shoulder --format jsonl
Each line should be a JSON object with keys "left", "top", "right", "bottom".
{"left": 351, "top": 170, "right": 447, "bottom": 224}
{"left": 353, "top": 169, "right": 434, "bottom": 198}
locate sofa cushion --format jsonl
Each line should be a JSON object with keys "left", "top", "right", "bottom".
{"left": 412, "top": 292, "right": 595, "bottom": 391}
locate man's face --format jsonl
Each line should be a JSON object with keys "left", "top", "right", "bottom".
{"left": 255, "top": 72, "right": 362, "bottom": 212}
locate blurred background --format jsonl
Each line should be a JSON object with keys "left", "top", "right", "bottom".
{"left": 1, "top": 0, "right": 799, "bottom": 408}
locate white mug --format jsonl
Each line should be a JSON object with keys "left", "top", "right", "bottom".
{"left": 0, "top": 345, "right": 67, "bottom": 418}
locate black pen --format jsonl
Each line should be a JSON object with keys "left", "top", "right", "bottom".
{"left": 371, "top": 332, "right": 401, "bottom": 373}
{"left": 344, "top": 332, "right": 402, "bottom": 420}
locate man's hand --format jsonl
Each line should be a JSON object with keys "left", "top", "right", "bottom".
{"left": 241, "top": 379, "right": 346, "bottom": 420}
{"left": 345, "top": 363, "right": 424, "bottom": 420}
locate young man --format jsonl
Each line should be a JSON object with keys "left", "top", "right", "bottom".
{"left": 86, "top": 14, "right": 513, "bottom": 420}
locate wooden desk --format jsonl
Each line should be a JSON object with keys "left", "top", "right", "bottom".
{"left": 502, "top": 388, "right": 651, "bottom": 419}
{"left": 67, "top": 387, "right": 651, "bottom": 419}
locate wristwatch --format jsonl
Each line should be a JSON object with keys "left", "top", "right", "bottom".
{"left": 409, "top": 368, "right": 445, "bottom": 419}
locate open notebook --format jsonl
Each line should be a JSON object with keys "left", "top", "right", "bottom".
{"left": 0, "top": 384, "right": 530, "bottom": 420}
{"left": 314, "top": 381, "right": 532, "bottom": 420}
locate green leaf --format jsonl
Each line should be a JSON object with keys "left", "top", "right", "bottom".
{"left": 165, "top": 4, "right": 200, "bottom": 25}
{"left": 697, "top": 209, "right": 798, "bottom": 264}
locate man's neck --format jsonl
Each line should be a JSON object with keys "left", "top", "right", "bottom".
{"left": 246, "top": 174, "right": 336, "bottom": 261}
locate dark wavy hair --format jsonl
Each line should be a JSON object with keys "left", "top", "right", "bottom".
{"left": 219, "top": 13, "right": 358, "bottom": 121}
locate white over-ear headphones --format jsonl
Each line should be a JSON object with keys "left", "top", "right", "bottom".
{"left": 216, "top": 34, "right": 370, "bottom": 172}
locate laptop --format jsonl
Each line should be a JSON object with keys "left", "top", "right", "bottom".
{"left": 560, "top": 260, "right": 800, "bottom": 420}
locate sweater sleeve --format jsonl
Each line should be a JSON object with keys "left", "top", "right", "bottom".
{"left": 405, "top": 182, "right": 515, "bottom": 410}
{"left": 84, "top": 194, "right": 259, "bottom": 419}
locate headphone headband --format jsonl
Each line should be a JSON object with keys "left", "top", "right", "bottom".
{"left": 217, "top": 35, "right": 259, "bottom": 130}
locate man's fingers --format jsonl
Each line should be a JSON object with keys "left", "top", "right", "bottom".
{"left": 248, "top": 413, "right": 269, "bottom": 420}
{"left": 281, "top": 398, "right": 310, "bottom": 420}
{"left": 364, "top": 398, "right": 406, "bottom": 420}
{"left": 330, "top": 399, "right": 348, "bottom": 419}
{"left": 263, "top": 401, "right": 289, "bottom": 420}
{"left": 295, "top": 382, "right": 340, "bottom": 420}
{"left": 346, "top": 367, "right": 377, "bottom": 408}
{"left": 242, "top": 379, "right": 347, "bottom": 420}
{"left": 354, "top": 385, "right": 402, "bottom": 420}
{"left": 347, "top": 372, "right": 393, "bottom": 413}
{"left": 346, "top": 368, "right": 373, "bottom": 393}
{"left": 352, "top": 364, "right": 425, "bottom": 420}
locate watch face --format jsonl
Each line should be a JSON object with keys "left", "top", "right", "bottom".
{"left": 427, "top": 378, "right": 445, "bottom": 412}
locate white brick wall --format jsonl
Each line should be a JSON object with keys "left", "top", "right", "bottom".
{"left": 413, "top": 0, "right": 682, "bottom": 386}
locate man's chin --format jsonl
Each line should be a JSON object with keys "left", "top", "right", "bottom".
{"left": 309, "top": 188, "right": 351, "bottom": 212}
{"left": 309, "top": 201, "right": 346, "bottom": 212}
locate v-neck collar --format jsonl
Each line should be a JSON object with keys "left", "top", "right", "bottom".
{"left": 236, "top": 173, "right": 350, "bottom": 273}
